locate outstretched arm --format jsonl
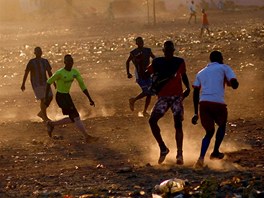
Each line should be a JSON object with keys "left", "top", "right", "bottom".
{"left": 83, "top": 89, "right": 95, "bottom": 107}
{"left": 75, "top": 71, "right": 95, "bottom": 107}
{"left": 126, "top": 54, "right": 133, "bottom": 78}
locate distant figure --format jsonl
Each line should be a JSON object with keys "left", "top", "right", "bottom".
{"left": 188, "top": 1, "right": 197, "bottom": 24}
{"left": 192, "top": 51, "right": 239, "bottom": 169}
{"left": 126, "top": 37, "right": 155, "bottom": 116}
{"left": 45, "top": 54, "right": 98, "bottom": 143}
{"left": 21, "top": 47, "right": 54, "bottom": 121}
{"left": 108, "top": 2, "right": 115, "bottom": 20}
{"left": 65, "top": 0, "right": 74, "bottom": 17}
{"left": 200, "top": 8, "right": 210, "bottom": 37}
{"left": 218, "top": 0, "right": 224, "bottom": 10}
{"left": 147, "top": 41, "right": 190, "bottom": 165}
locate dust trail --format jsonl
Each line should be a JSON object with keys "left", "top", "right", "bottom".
{"left": 142, "top": 116, "right": 251, "bottom": 170}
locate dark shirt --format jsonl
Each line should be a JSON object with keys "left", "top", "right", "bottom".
{"left": 148, "top": 57, "right": 186, "bottom": 97}
{"left": 130, "top": 47, "right": 152, "bottom": 79}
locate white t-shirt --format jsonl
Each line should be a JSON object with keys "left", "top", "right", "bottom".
{"left": 189, "top": 3, "right": 196, "bottom": 13}
{"left": 192, "top": 62, "right": 236, "bottom": 104}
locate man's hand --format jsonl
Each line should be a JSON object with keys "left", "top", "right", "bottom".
{"left": 230, "top": 79, "right": 239, "bottom": 89}
{"left": 21, "top": 85, "right": 25, "bottom": 91}
{"left": 127, "top": 73, "right": 133, "bottom": 78}
{"left": 90, "top": 100, "right": 95, "bottom": 107}
{"left": 183, "top": 88, "right": 190, "bottom": 98}
{"left": 191, "top": 114, "right": 199, "bottom": 125}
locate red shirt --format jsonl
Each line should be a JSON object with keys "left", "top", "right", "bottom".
{"left": 148, "top": 57, "right": 186, "bottom": 97}
{"left": 202, "top": 13, "right": 209, "bottom": 25}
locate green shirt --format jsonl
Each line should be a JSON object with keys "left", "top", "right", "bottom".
{"left": 47, "top": 68, "right": 87, "bottom": 93}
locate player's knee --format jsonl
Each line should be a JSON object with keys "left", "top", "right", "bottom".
{"left": 205, "top": 129, "right": 214, "bottom": 139}
{"left": 149, "top": 114, "right": 160, "bottom": 126}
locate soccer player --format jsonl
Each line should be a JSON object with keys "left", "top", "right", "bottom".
{"left": 126, "top": 37, "right": 155, "bottom": 116}
{"left": 192, "top": 51, "right": 239, "bottom": 168}
{"left": 21, "top": 47, "right": 54, "bottom": 121}
{"left": 45, "top": 54, "right": 98, "bottom": 143}
{"left": 147, "top": 41, "right": 190, "bottom": 165}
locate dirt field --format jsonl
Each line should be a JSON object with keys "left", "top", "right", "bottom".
{"left": 0, "top": 5, "right": 263, "bottom": 198}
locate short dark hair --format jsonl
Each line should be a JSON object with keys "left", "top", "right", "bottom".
{"left": 64, "top": 54, "right": 72, "bottom": 59}
{"left": 163, "top": 40, "right": 175, "bottom": 51}
{"left": 136, "top": 37, "right": 143, "bottom": 42}
{"left": 210, "top": 51, "right": 223, "bottom": 64}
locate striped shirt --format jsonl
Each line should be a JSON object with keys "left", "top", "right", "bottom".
{"left": 25, "top": 58, "right": 51, "bottom": 88}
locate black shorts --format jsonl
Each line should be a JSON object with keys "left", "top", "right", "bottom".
{"left": 56, "top": 92, "right": 79, "bottom": 122}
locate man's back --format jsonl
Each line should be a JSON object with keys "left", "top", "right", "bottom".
{"left": 195, "top": 62, "right": 236, "bottom": 104}
{"left": 27, "top": 58, "right": 51, "bottom": 87}
{"left": 150, "top": 56, "right": 186, "bottom": 97}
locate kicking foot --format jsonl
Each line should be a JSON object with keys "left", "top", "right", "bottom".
{"left": 46, "top": 121, "right": 54, "bottom": 138}
{"left": 142, "top": 111, "right": 150, "bottom": 118}
{"left": 158, "top": 148, "right": 169, "bottom": 164}
{"left": 129, "top": 98, "right": 135, "bottom": 111}
{"left": 194, "top": 158, "right": 204, "bottom": 169}
{"left": 37, "top": 112, "right": 45, "bottom": 120}
{"left": 210, "top": 152, "right": 225, "bottom": 160}
{"left": 37, "top": 112, "right": 50, "bottom": 122}
{"left": 85, "top": 135, "right": 99, "bottom": 143}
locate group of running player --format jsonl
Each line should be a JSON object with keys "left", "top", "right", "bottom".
{"left": 125, "top": 37, "right": 238, "bottom": 168}
{"left": 21, "top": 35, "right": 238, "bottom": 169}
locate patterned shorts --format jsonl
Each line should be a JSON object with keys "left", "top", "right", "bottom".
{"left": 152, "top": 96, "right": 184, "bottom": 119}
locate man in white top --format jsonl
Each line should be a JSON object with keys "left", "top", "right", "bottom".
{"left": 188, "top": 1, "right": 197, "bottom": 24}
{"left": 191, "top": 50, "right": 239, "bottom": 168}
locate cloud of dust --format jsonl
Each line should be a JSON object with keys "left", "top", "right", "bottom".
{"left": 80, "top": 102, "right": 116, "bottom": 120}
{"left": 226, "top": 63, "right": 264, "bottom": 119}
{"left": 141, "top": 115, "right": 251, "bottom": 170}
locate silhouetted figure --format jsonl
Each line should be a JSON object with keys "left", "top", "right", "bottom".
{"left": 200, "top": 8, "right": 210, "bottom": 37}
{"left": 45, "top": 54, "right": 98, "bottom": 143}
{"left": 192, "top": 51, "right": 239, "bottom": 169}
{"left": 21, "top": 47, "right": 54, "bottom": 121}
{"left": 147, "top": 41, "right": 190, "bottom": 165}
{"left": 126, "top": 37, "right": 155, "bottom": 116}
{"left": 188, "top": 1, "right": 197, "bottom": 24}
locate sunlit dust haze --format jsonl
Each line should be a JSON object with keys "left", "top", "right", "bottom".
{"left": 0, "top": 0, "right": 263, "bottom": 176}
{"left": 140, "top": 110, "right": 251, "bottom": 171}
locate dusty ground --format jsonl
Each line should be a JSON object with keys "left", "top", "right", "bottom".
{"left": 0, "top": 6, "right": 263, "bottom": 198}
